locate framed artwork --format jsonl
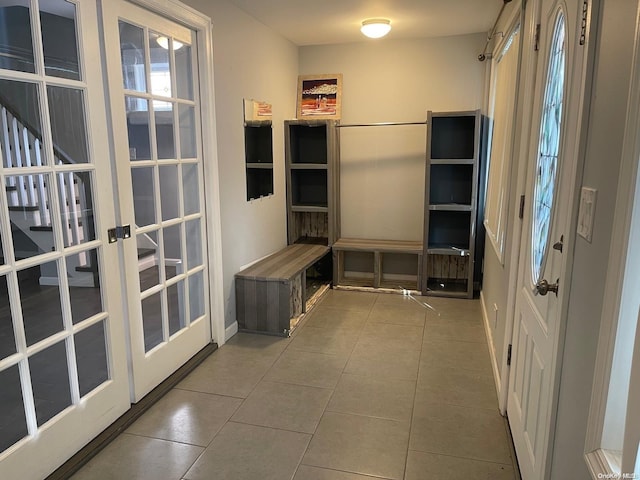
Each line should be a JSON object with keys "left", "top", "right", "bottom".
{"left": 244, "top": 99, "right": 272, "bottom": 122}
{"left": 296, "top": 73, "right": 342, "bottom": 120}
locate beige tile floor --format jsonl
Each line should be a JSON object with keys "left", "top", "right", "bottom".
{"left": 71, "top": 290, "right": 521, "bottom": 480}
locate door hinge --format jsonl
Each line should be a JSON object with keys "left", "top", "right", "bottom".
{"left": 580, "top": 1, "right": 589, "bottom": 46}
{"left": 534, "top": 23, "right": 541, "bottom": 51}
{"left": 519, "top": 195, "right": 525, "bottom": 219}
{"left": 507, "top": 344, "right": 513, "bottom": 366}
{"left": 107, "top": 225, "right": 131, "bottom": 244}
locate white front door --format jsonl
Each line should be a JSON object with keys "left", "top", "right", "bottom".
{"left": 507, "top": 0, "right": 591, "bottom": 478}
{"left": 101, "top": 0, "right": 213, "bottom": 401}
{"left": 0, "top": 1, "right": 130, "bottom": 478}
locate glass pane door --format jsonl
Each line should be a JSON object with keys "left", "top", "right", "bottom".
{"left": 0, "top": 1, "right": 129, "bottom": 478}
{"left": 104, "top": 1, "right": 210, "bottom": 401}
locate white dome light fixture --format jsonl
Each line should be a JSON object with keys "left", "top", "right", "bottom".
{"left": 360, "top": 18, "right": 391, "bottom": 39}
{"left": 156, "top": 36, "right": 184, "bottom": 50}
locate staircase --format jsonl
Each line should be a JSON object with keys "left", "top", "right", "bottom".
{"left": 1, "top": 97, "right": 96, "bottom": 286}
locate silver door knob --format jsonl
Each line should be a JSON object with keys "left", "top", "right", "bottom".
{"left": 535, "top": 279, "right": 559, "bottom": 296}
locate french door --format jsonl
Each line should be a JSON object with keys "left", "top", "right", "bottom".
{"left": 101, "top": 0, "right": 212, "bottom": 401}
{"left": 507, "top": 0, "right": 591, "bottom": 478}
{"left": 0, "top": 1, "right": 130, "bottom": 478}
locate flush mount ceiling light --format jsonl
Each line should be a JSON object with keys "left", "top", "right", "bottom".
{"left": 360, "top": 18, "right": 391, "bottom": 39}
{"left": 156, "top": 36, "right": 184, "bottom": 50}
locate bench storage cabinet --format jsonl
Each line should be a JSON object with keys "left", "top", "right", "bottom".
{"left": 332, "top": 238, "right": 423, "bottom": 291}
{"left": 235, "top": 244, "right": 331, "bottom": 336}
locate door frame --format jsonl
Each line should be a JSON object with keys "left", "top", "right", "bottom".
{"left": 585, "top": 3, "right": 640, "bottom": 474}
{"left": 505, "top": 0, "right": 598, "bottom": 477}
{"left": 481, "top": 0, "right": 530, "bottom": 415}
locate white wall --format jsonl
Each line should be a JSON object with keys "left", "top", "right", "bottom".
{"left": 300, "top": 35, "right": 486, "bottom": 242}
{"left": 181, "top": 0, "right": 298, "bottom": 330}
{"left": 551, "top": 0, "right": 638, "bottom": 477}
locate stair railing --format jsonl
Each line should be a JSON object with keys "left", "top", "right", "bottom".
{"left": 1, "top": 98, "right": 90, "bottom": 265}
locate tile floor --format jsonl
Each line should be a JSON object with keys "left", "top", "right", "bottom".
{"left": 71, "top": 290, "right": 521, "bottom": 480}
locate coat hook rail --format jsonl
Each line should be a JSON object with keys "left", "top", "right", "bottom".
{"left": 337, "top": 121, "right": 427, "bottom": 128}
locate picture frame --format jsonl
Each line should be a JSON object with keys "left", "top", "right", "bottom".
{"left": 296, "top": 73, "right": 343, "bottom": 120}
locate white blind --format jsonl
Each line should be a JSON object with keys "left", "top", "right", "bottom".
{"left": 484, "top": 28, "right": 521, "bottom": 261}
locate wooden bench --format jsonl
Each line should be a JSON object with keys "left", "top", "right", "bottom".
{"left": 235, "top": 243, "right": 331, "bottom": 336}
{"left": 332, "top": 238, "right": 423, "bottom": 291}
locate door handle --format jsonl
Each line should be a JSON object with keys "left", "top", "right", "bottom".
{"left": 535, "top": 279, "right": 560, "bottom": 296}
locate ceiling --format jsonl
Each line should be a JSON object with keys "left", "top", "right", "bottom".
{"left": 226, "top": 0, "right": 504, "bottom": 46}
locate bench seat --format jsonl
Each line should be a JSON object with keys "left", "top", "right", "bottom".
{"left": 235, "top": 243, "right": 330, "bottom": 336}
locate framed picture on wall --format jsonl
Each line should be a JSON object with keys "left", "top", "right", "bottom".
{"left": 296, "top": 74, "right": 342, "bottom": 120}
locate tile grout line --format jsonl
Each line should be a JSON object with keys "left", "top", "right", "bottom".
{"left": 402, "top": 306, "right": 428, "bottom": 480}
{"left": 293, "top": 290, "right": 380, "bottom": 478}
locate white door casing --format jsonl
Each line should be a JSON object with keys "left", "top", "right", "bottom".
{"left": 507, "top": 0, "right": 593, "bottom": 478}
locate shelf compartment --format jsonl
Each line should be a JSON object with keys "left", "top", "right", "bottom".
{"left": 430, "top": 115, "right": 477, "bottom": 159}
{"left": 425, "top": 253, "right": 470, "bottom": 296}
{"left": 380, "top": 252, "right": 420, "bottom": 290}
{"left": 291, "top": 169, "right": 328, "bottom": 208}
{"left": 290, "top": 211, "right": 328, "bottom": 245}
{"left": 427, "top": 210, "right": 471, "bottom": 250}
{"left": 244, "top": 123, "right": 273, "bottom": 164}
{"left": 429, "top": 163, "right": 474, "bottom": 205}
{"left": 246, "top": 168, "right": 273, "bottom": 201}
{"left": 340, "top": 250, "right": 375, "bottom": 287}
{"left": 289, "top": 124, "right": 328, "bottom": 164}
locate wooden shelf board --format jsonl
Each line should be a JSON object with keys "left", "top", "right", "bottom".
{"left": 290, "top": 163, "right": 328, "bottom": 169}
{"left": 333, "top": 238, "right": 423, "bottom": 254}
{"left": 291, "top": 205, "right": 328, "bottom": 212}
{"left": 428, "top": 204, "right": 473, "bottom": 211}
{"left": 246, "top": 163, "right": 273, "bottom": 169}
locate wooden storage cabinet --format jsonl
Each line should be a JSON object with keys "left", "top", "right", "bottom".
{"left": 235, "top": 244, "right": 330, "bottom": 336}
{"left": 422, "top": 110, "right": 481, "bottom": 298}
{"left": 285, "top": 120, "right": 339, "bottom": 245}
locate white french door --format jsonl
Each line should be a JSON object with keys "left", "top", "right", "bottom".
{"left": 101, "top": 0, "right": 213, "bottom": 401}
{"left": 0, "top": 1, "right": 130, "bottom": 478}
{"left": 507, "top": 0, "right": 591, "bottom": 478}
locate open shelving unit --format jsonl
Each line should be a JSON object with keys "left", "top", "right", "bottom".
{"left": 422, "top": 110, "right": 481, "bottom": 298}
{"left": 285, "top": 120, "right": 339, "bottom": 245}
{"left": 244, "top": 120, "right": 273, "bottom": 200}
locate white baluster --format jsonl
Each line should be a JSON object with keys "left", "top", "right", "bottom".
{"left": 2, "top": 109, "right": 18, "bottom": 207}
{"left": 21, "top": 127, "right": 39, "bottom": 225}
{"left": 76, "top": 175, "right": 88, "bottom": 245}
{"left": 58, "top": 169, "right": 72, "bottom": 247}
{"left": 10, "top": 116, "right": 28, "bottom": 208}
{"left": 34, "top": 139, "right": 49, "bottom": 226}
{"left": 66, "top": 171, "right": 81, "bottom": 247}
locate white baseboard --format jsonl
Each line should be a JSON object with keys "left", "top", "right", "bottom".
{"left": 480, "top": 291, "right": 503, "bottom": 411}
{"left": 225, "top": 321, "right": 238, "bottom": 342}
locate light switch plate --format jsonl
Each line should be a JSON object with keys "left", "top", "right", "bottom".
{"left": 577, "top": 187, "right": 597, "bottom": 242}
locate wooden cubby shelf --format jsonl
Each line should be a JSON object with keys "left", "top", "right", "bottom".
{"left": 422, "top": 110, "right": 481, "bottom": 298}
{"left": 285, "top": 120, "right": 339, "bottom": 246}
{"left": 332, "top": 238, "right": 423, "bottom": 291}
{"left": 244, "top": 120, "right": 274, "bottom": 201}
